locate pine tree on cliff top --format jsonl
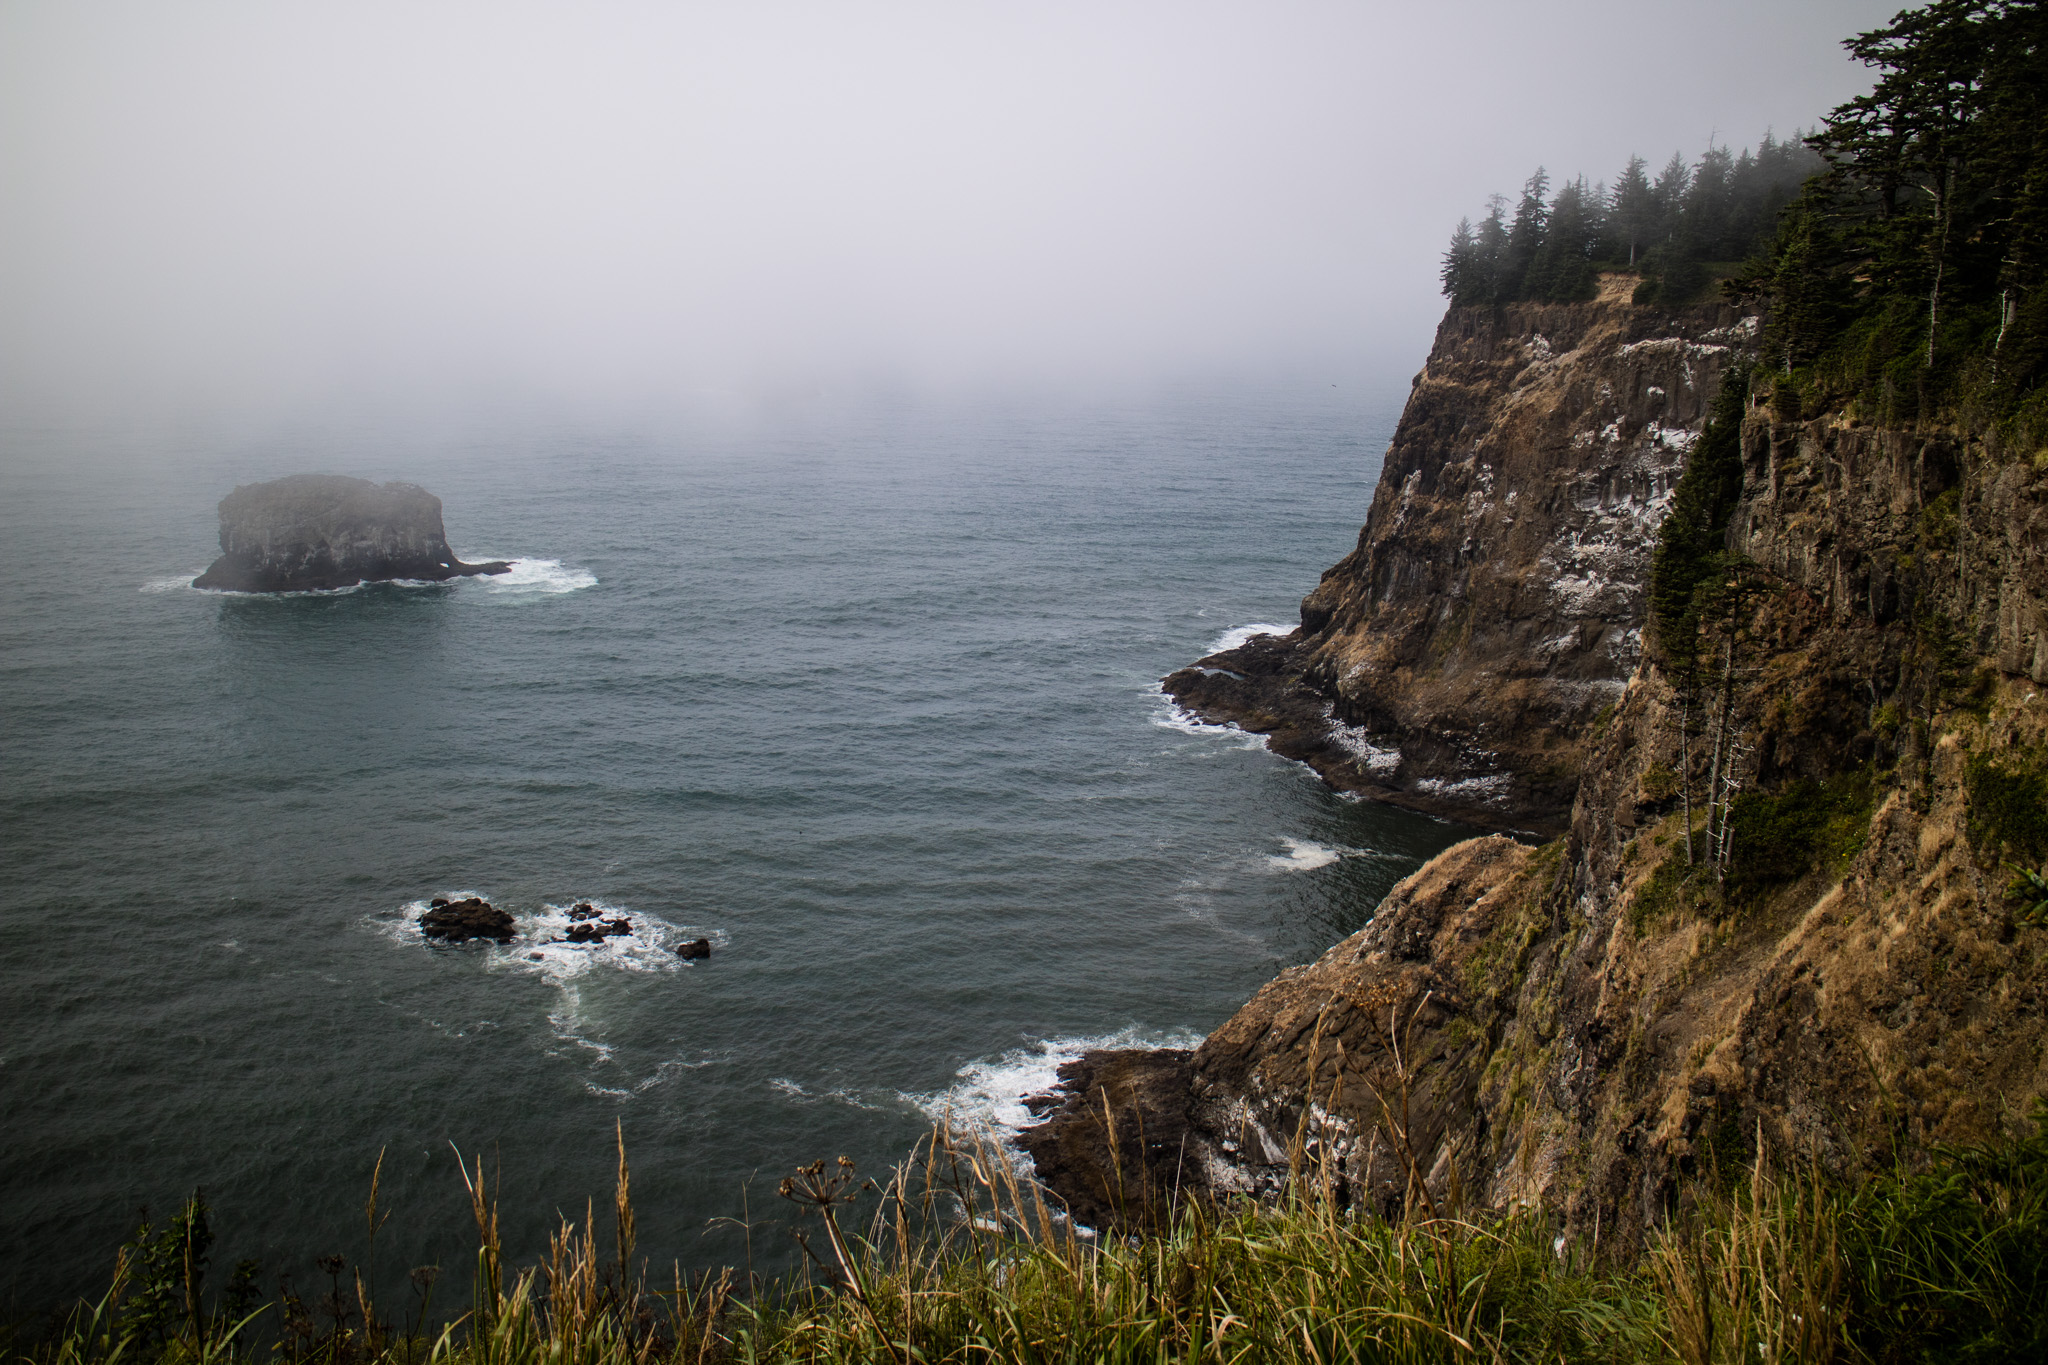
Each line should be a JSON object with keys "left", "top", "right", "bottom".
{"left": 1738, "top": 0, "right": 2048, "bottom": 423}
{"left": 1473, "top": 195, "right": 1510, "bottom": 301}
{"left": 1650, "top": 152, "right": 1691, "bottom": 250}
{"left": 1527, "top": 176, "right": 1602, "bottom": 302}
{"left": 1609, "top": 154, "right": 1656, "bottom": 266}
{"left": 1440, "top": 217, "right": 1479, "bottom": 304}
{"left": 1437, "top": 136, "right": 1820, "bottom": 306}
{"left": 1500, "top": 167, "right": 1550, "bottom": 300}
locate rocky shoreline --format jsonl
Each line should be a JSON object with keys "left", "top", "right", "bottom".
{"left": 1162, "top": 630, "right": 1530, "bottom": 833}
{"left": 1165, "top": 275, "right": 1753, "bottom": 839}
{"left": 1018, "top": 836, "right": 1541, "bottom": 1231}
{"left": 1025, "top": 272, "right": 2048, "bottom": 1250}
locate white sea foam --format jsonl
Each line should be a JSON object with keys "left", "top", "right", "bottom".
{"left": 145, "top": 557, "right": 593, "bottom": 598}
{"left": 463, "top": 557, "right": 597, "bottom": 596}
{"left": 1144, "top": 683, "right": 1269, "bottom": 751}
{"left": 1266, "top": 837, "right": 1344, "bottom": 872}
{"left": 502, "top": 898, "right": 723, "bottom": 982}
{"left": 1204, "top": 621, "right": 1295, "bottom": 655}
{"left": 371, "top": 894, "right": 724, "bottom": 1079}
{"left": 1153, "top": 702, "right": 1240, "bottom": 738}
{"left": 768, "top": 1077, "right": 891, "bottom": 1111}
{"left": 913, "top": 1025, "right": 1208, "bottom": 1140}
{"left": 188, "top": 577, "right": 401, "bottom": 598}
{"left": 1263, "top": 836, "right": 1408, "bottom": 872}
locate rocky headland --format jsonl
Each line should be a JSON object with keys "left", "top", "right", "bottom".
{"left": 1165, "top": 273, "right": 1751, "bottom": 836}
{"left": 1031, "top": 274, "right": 2048, "bottom": 1253}
{"left": 192, "top": 474, "right": 510, "bottom": 593}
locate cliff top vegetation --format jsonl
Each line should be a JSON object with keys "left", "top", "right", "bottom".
{"left": 1446, "top": 1, "right": 2048, "bottom": 437}
{"left": 1437, "top": 136, "right": 1822, "bottom": 309}
{"left": 1738, "top": 0, "right": 2048, "bottom": 433}
{"left": 14, "top": 1119, "right": 2048, "bottom": 1365}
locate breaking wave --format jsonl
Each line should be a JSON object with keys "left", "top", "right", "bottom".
{"left": 913, "top": 1025, "right": 1208, "bottom": 1139}
{"left": 1266, "top": 836, "right": 1345, "bottom": 871}
{"left": 143, "top": 557, "right": 594, "bottom": 598}
{"left": 1145, "top": 683, "right": 1269, "bottom": 750}
{"left": 463, "top": 557, "right": 597, "bottom": 596}
{"left": 1204, "top": 621, "right": 1295, "bottom": 655}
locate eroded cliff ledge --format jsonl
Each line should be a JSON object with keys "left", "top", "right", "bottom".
{"left": 193, "top": 475, "right": 510, "bottom": 593}
{"left": 1033, "top": 289, "right": 2048, "bottom": 1252}
{"left": 1166, "top": 273, "right": 1752, "bottom": 835}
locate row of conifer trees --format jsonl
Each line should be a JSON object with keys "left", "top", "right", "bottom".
{"left": 1439, "top": 135, "right": 1821, "bottom": 307}
{"left": 1445, "top": 0, "right": 2048, "bottom": 434}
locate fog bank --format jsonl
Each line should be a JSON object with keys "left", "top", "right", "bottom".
{"left": 1, "top": 1, "right": 1898, "bottom": 425}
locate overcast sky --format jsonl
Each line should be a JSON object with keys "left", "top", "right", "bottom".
{"left": 0, "top": 0, "right": 1902, "bottom": 423}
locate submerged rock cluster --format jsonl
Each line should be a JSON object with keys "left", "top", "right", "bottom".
{"left": 414, "top": 895, "right": 713, "bottom": 960}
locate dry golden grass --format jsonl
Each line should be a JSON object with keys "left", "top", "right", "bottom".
{"left": 19, "top": 1112, "right": 2048, "bottom": 1365}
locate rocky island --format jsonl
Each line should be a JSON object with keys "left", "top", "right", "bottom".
{"left": 192, "top": 474, "right": 510, "bottom": 593}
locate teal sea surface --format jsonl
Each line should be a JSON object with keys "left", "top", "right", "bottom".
{"left": 0, "top": 384, "right": 1467, "bottom": 1308}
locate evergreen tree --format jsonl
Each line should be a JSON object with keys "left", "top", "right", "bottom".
{"left": 1501, "top": 168, "right": 1550, "bottom": 300}
{"left": 1440, "top": 217, "right": 1480, "bottom": 303}
{"left": 1650, "top": 371, "right": 1751, "bottom": 670}
{"left": 1742, "top": 0, "right": 2048, "bottom": 422}
{"left": 1681, "top": 143, "right": 1738, "bottom": 261}
{"left": 1473, "top": 195, "right": 1510, "bottom": 303}
{"left": 1437, "top": 130, "right": 1824, "bottom": 310}
{"left": 1609, "top": 155, "right": 1656, "bottom": 266}
{"left": 1528, "top": 176, "right": 1599, "bottom": 301}
{"left": 1651, "top": 152, "right": 1692, "bottom": 253}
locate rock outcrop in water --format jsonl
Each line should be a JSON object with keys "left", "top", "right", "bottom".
{"left": 562, "top": 918, "right": 633, "bottom": 944}
{"left": 192, "top": 474, "right": 510, "bottom": 593}
{"left": 420, "top": 897, "right": 516, "bottom": 943}
{"left": 1033, "top": 275, "right": 2048, "bottom": 1252}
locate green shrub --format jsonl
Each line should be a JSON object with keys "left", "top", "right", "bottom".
{"left": 1967, "top": 746, "right": 2048, "bottom": 864}
{"left": 1842, "top": 1108, "right": 2048, "bottom": 1362}
{"left": 2011, "top": 865, "right": 2048, "bottom": 927}
{"left": 1628, "top": 835, "right": 1717, "bottom": 931}
{"left": 1722, "top": 770, "right": 1874, "bottom": 903}
{"left": 1647, "top": 373, "right": 1750, "bottom": 669}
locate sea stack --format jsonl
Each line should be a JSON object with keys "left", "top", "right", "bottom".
{"left": 192, "top": 474, "right": 511, "bottom": 593}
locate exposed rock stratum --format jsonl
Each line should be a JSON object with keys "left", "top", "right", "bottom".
{"left": 1165, "top": 274, "right": 1750, "bottom": 836}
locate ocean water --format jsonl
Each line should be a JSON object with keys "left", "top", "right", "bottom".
{"left": 0, "top": 384, "right": 1468, "bottom": 1309}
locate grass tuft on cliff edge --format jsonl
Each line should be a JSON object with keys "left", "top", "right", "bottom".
{"left": 13, "top": 1118, "right": 2048, "bottom": 1365}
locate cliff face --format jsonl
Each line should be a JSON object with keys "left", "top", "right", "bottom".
{"left": 193, "top": 475, "right": 510, "bottom": 593}
{"left": 1031, "top": 293, "right": 2048, "bottom": 1249}
{"left": 1534, "top": 405, "right": 2048, "bottom": 1241}
{"left": 1167, "top": 274, "right": 1753, "bottom": 835}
